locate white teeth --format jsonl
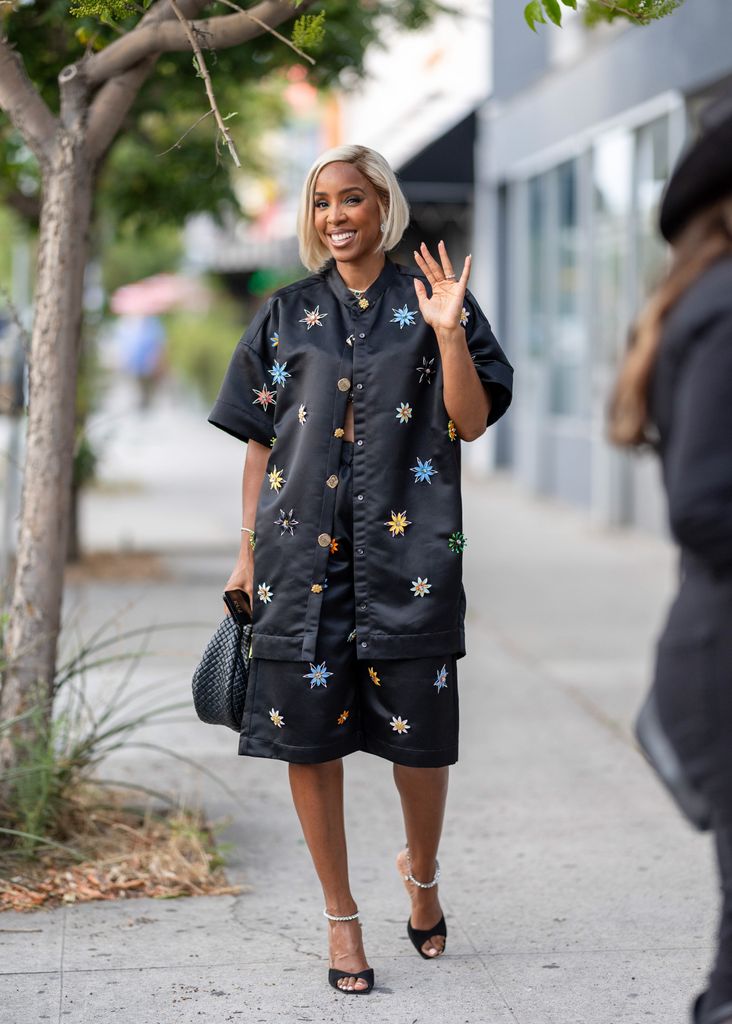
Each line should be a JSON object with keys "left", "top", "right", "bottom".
{"left": 331, "top": 231, "right": 355, "bottom": 243}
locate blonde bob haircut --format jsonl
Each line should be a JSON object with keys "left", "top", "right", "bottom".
{"left": 296, "top": 145, "right": 410, "bottom": 272}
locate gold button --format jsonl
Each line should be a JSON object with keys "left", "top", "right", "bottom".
{"left": 334, "top": 427, "right": 345, "bottom": 438}
{"left": 326, "top": 474, "right": 339, "bottom": 488}
{"left": 337, "top": 377, "right": 351, "bottom": 392}
{"left": 318, "top": 533, "right": 331, "bottom": 547}
{"left": 311, "top": 583, "right": 323, "bottom": 593}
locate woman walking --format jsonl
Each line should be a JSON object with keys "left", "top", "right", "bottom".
{"left": 610, "top": 93, "right": 732, "bottom": 1024}
{"left": 209, "top": 145, "right": 513, "bottom": 994}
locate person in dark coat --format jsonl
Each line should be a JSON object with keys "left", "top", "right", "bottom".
{"left": 208, "top": 145, "right": 512, "bottom": 994}
{"left": 609, "top": 92, "right": 732, "bottom": 1024}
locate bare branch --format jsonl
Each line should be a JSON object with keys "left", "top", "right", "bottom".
{"left": 85, "top": 0, "right": 315, "bottom": 85}
{"left": 168, "top": 0, "right": 240, "bottom": 165}
{"left": 156, "top": 107, "right": 214, "bottom": 155}
{"left": 0, "top": 36, "right": 58, "bottom": 162}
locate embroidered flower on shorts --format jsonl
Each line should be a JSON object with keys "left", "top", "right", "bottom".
{"left": 385, "top": 510, "right": 411, "bottom": 537}
{"left": 269, "top": 708, "right": 285, "bottom": 727}
{"left": 270, "top": 332, "right": 280, "bottom": 348}
{"left": 274, "top": 508, "right": 299, "bottom": 536}
{"left": 390, "top": 304, "right": 417, "bottom": 329}
{"left": 368, "top": 666, "right": 381, "bottom": 687}
{"left": 329, "top": 537, "right": 339, "bottom": 554}
{"left": 257, "top": 582, "right": 274, "bottom": 604}
{"left": 447, "top": 419, "right": 458, "bottom": 441}
{"left": 410, "top": 576, "right": 431, "bottom": 598}
{"left": 411, "top": 457, "right": 437, "bottom": 484}
{"left": 448, "top": 531, "right": 467, "bottom": 554}
{"left": 395, "top": 402, "right": 413, "bottom": 424}
{"left": 433, "top": 664, "right": 448, "bottom": 692}
{"left": 416, "top": 356, "right": 435, "bottom": 384}
{"left": 337, "top": 709, "right": 350, "bottom": 726}
{"left": 304, "top": 661, "right": 332, "bottom": 688}
{"left": 459, "top": 306, "right": 470, "bottom": 327}
{"left": 269, "top": 360, "right": 291, "bottom": 387}
{"left": 252, "top": 383, "right": 276, "bottom": 409}
{"left": 298, "top": 403, "right": 307, "bottom": 425}
{"left": 299, "top": 305, "right": 328, "bottom": 330}
{"left": 347, "top": 628, "right": 357, "bottom": 643}
{"left": 268, "top": 466, "right": 285, "bottom": 492}
{"left": 390, "top": 715, "right": 410, "bottom": 734}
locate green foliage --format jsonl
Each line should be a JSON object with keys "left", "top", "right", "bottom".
{"left": 68, "top": 0, "right": 135, "bottom": 19}
{"left": 292, "top": 11, "right": 326, "bottom": 52}
{"left": 524, "top": 0, "right": 684, "bottom": 30}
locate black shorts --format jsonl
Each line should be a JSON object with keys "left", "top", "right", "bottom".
{"left": 239, "top": 443, "right": 460, "bottom": 768}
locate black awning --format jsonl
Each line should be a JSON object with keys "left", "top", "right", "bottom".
{"left": 396, "top": 111, "right": 475, "bottom": 204}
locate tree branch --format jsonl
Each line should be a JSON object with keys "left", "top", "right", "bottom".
{"left": 0, "top": 35, "right": 58, "bottom": 162}
{"left": 87, "top": 54, "right": 158, "bottom": 162}
{"left": 84, "top": 0, "right": 314, "bottom": 85}
{"left": 169, "top": 0, "right": 240, "bottom": 165}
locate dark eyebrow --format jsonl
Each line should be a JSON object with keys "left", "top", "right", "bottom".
{"left": 313, "top": 186, "right": 366, "bottom": 197}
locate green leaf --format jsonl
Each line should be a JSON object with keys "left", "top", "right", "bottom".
{"left": 524, "top": 0, "right": 546, "bottom": 31}
{"left": 560, "top": 0, "right": 577, "bottom": 7}
{"left": 542, "top": 0, "right": 563, "bottom": 26}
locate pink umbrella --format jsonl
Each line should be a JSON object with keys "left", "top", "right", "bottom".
{"left": 110, "top": 273, "right": 210, "bottom": 315}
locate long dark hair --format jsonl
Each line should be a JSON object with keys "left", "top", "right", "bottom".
{"left": 608, "top": 198, "right": 732, "bottom": 447}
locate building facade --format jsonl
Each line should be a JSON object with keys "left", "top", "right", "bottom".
{"left": 477, "top": 0, "right": 732, "bottom": 531}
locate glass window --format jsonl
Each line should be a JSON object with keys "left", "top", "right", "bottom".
{"left": 593, "top": 128, "right": 633, "bottom": 363}
{"left": 528, "top": 174, "right": 548, "bottom": 359}
{"left": 550, "top": 159, "right": 584, "bottom": 417}
{"left": 635, "top": 116, "right": 670, "bottom": 297}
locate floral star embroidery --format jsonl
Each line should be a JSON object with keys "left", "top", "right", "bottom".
{"left": 268, "top": 466, "right": 285, "bottom": 492}
{"left": 368, "top": 666, "right": 381, "bottom": 687}
{"left": 390, "top": 304, "right": 417, "bottom": 329}
{"left": 448, "top": 531, "right": 467, "bottom": 554}
{"left": 346, "top": 334, "right": 355, "bottom": 347}
{"left": 410, "top": 576, "right": 431, "bottom": 598}
{"left": 433, "top": 664, "right": 448, "bottom": 692}
{"left": 269, "top": 707, "right": 285, "bottom": 727}
{"left": 270, "top": 436, "right": 277, "bottom": 447}
{"left": 252, "top": 383, "right": 276, "bottom": 409}
{"left": 390, "top": 715, "right": 410, "bottom": 733}
{"left": 257, "top": 582, "right": 274, "bottom": 604}
{"left": 347, "top": 628, "right": 357, "bottom": 643}
{"left": 270, "top": 332, "right": 280, "bottom": 347}
{"left": 299, "top": 305, "right": 328, "bottom": 329}
{"left": 385, "top": 510, "right": 411, "bottom": 537}
{"left": 395, "top": 402, "right": 413, "bottom": 424}
{"left": 329, "top": 537, "right": 339, "bottom": 554}
{"left": 411, "top": 457, "right": 437, "bottom": 484}
{"left": 304, "top": 661, "right": 332, "bottom": 688}
{"left": 269, "top": 360, "right": 291, "bottom": 387}
{"left": 447, "top": 419, "right": 458, "bottom": 441}
{"left": 298, "top": 403, "right": 307, "bottom": 425}
{"left": 337, "top": 709, "right": 350, "bottom": 725}
{"left": 416, "top": 356, "right": 435, "bottom": 384}
{"left": 459, "top": 306, "right": 470, "bottom": 327}
{"left": 274, "top": 508, "right": 299, "bottom": 536}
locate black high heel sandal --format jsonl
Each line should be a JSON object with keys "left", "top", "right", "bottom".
{"left": 402, "top": 851, "right": 448, "bottom": 959}
{"left": 693, "top": 992, "right": 732, "bottom": 1024}
{"left": 323, "top": 908, "right": 374, "bottom": 995}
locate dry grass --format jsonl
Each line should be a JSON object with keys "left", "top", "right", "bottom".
{"left": 0, "top": 784, "right": 243, "bottom": 913}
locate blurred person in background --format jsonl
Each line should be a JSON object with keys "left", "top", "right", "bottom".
{"left": 114, "top": 313, "right": 167, "bottom": 410}
{"left": 609, "top": 92, "right": 732, "bottom": 1024}
{"left": 208, "top": 145, "right": 512, "bottom": 994}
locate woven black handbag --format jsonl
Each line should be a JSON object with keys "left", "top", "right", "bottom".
{"left": 192, "top": 590, "right": 252, "bottom": 732}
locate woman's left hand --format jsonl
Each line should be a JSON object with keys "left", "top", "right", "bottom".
{"left": 413, "top": 241, "right": 471, "bottom": 333}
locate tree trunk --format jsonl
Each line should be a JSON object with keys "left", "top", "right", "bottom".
{"left": 0, "top": 114, "right": 92, "bottom": 777}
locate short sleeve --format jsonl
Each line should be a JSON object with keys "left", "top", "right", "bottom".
{"left": 208, "top": 297, "right": 277, "bottom": 446}
{"left": 461, "top": 289, "right": 513, "bottom": 427}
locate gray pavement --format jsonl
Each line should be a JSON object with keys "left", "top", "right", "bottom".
{"left": 0, "top": 380, "right": 718, "bottom": 1023}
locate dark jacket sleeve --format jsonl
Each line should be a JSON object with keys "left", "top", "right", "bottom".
{"left": 208, "top": 297, "right": 277, "bottom": 446}
{"left": 665, "top": 311, "right": 732, "bottom": 570}
{"left": 461, "top": 289, "right": 513, "bottom": 427}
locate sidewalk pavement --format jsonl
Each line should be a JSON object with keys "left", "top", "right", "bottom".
{"left": 1, "top": 380, "right": 717, "bottom": 1024}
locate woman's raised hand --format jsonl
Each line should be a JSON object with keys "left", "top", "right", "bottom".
{"left": 413, "top": 241, "right": 471, "bottom": 333}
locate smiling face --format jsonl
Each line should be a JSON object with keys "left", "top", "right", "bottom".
{"left": 313, "top": 161, "right": 385, "bottom": 267}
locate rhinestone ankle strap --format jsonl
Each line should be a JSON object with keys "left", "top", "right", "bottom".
{"left": 323, "top": 908, "right": 360, "bottom": 922}
{"left": 404, "top": 855, "right": 441, "bottom": 889}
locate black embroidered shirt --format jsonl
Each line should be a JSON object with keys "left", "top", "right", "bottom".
{"left": 208, "top": 257, "right": 513, "bottom": 662}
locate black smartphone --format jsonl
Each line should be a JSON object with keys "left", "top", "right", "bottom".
{"left": 223, "top": 588, "right": 252, "bottom": 624}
